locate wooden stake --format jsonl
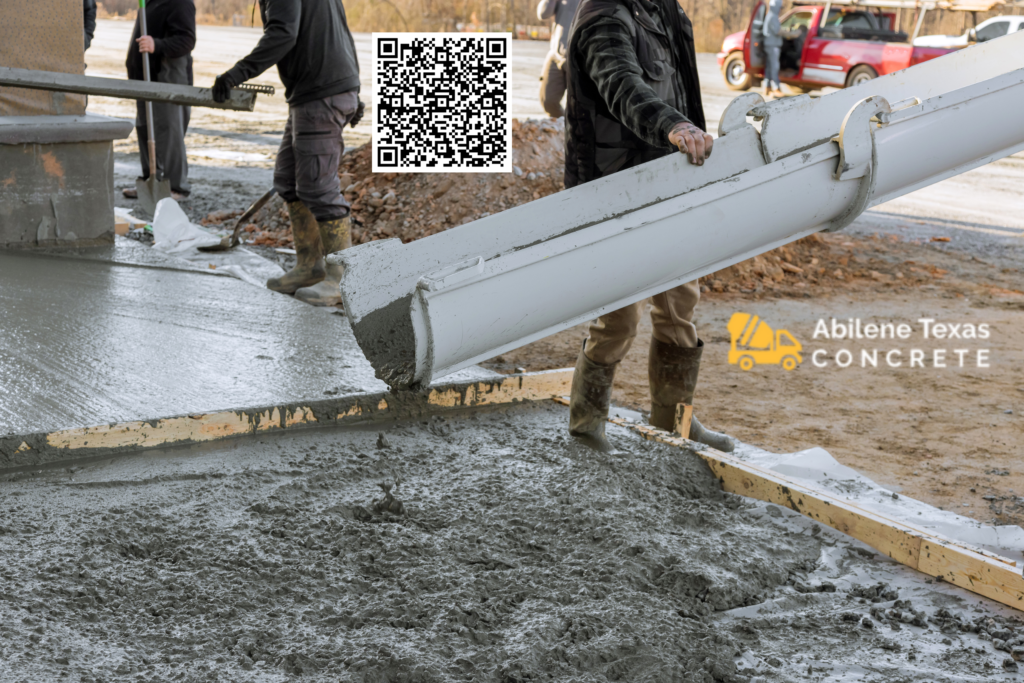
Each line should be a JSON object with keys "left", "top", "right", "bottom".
{"left": 674, "top": 404, "right": 693, "bottom": 439}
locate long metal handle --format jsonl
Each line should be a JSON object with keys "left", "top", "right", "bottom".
{"left": 0, "top": 67, "right": 258, "bottom": 111}
{"left": 229, "top": 189, "right": 277, "bottom": 247}
{"left": 139, "top": 0, "right": 158, "bottom": 178}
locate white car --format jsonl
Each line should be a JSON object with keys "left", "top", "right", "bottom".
{"left": 914, "top": 15, "right": 1024, "bottom": 48}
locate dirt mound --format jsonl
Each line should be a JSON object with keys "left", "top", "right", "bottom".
{"left": 704, "top": 232, "right": 948, "bottom": 296}
{"left": 204, "top": 118, "right": 566, "bottom": 249}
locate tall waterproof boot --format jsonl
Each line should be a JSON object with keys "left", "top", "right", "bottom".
{"left": 267, "top": 201, "right": 326, "bottom": 294}
{"left": 649, "top": 337, "right": 735, "bottom": 452}
{"left": 568, "top": 341, "right": 618, "bottom": 452}
{"left": 295, "top": 216, "right": 352, "bottom": 306}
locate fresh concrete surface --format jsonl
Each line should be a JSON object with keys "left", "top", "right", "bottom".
{"left": 0, "top": 249, "right": 388, "bottom": 434}
{"left": 0, "top": 402, "right": 1019, "bottom": 682}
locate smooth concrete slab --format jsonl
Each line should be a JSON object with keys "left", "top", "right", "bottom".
{"left": 0, "top": 251, "right": 495, "bottom": 435}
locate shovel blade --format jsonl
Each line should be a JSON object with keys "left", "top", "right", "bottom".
{"left": 136, "top": 176, "right": 172, "bottom": 216}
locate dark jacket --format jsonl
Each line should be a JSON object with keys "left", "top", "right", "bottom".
{"left": 564, "top": 0, "right": 705, "bottom": 188}
{"left": 84, "top": 0, "right": 97, "bottom": 51}
{"left": 126, "top": 0, "right": 196, "bottom": 84}
{"left": 225, "top": 0, "right": 360, "bottom": 106}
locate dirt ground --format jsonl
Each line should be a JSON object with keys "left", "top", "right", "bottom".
{"left": 480, "top": 232, "right": 1024, "bottom": 531}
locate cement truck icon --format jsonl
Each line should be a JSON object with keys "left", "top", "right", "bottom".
{"left": 727, "top": 313, "right": 803, "bottom": 371}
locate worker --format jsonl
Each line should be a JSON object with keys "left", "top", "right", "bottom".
{"left": 763, "top": 0, "right": 785, "bottom": 98}
{"left": 537, "top": 0, "right": 582, "bottom": 118}
{"left": 212, "top": 0, "right": 363, "bottom": 307}
{"left": 122, "top": 0, "right": 196, "bottom": 201}
{"left": 84, "top": 0, "right": 97, "bottom": 52}
{"left": 563, "top": 0, "right": 735, "bottom": 452}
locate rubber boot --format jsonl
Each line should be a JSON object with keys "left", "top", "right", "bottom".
{"left": 648, "top": 337, "right": 735, "bottom": 452}
{"left": 295, "top": 216, "right": 352, "bottom": 306}
{"left": 266, "top": 201, "right": 325, "bottom": 294}
{"left": 568, "top": 341, "right": 618, "bottom": 452}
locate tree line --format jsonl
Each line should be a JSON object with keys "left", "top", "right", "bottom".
{"left": 97, "top": 0, "right": 1022, "bottom": 53}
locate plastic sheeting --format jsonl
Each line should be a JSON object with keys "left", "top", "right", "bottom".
{"left": 150, "top": 198, "right": 286, "bottom": 288}
{"left": 0, "top": 0, "right": 87, "bottom": 116}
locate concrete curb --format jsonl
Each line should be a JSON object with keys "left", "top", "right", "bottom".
{"left": 0, "top": 369, "right": 573, "bottom": 471}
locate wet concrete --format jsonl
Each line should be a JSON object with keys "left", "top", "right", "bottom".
{"left": 0, "top": 249, "right": 391, "bottom": 435}
{"left": 0, "top": 402, "right": 1018, "bottom": 682}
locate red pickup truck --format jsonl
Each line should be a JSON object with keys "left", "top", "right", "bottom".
{"left": 717, "top": 2, "right": 955, "bottom": 93}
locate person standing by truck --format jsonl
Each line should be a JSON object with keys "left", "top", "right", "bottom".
{"left": 563, "top": 0, "right": 735, "bottom": 453}
{"left": 763, "top": 0, "right": 784, "bottom": 97}
{"left": 212, "top": 0, "right": 363, "bottom": 306}
{"left": 537, "top": 0, "right": 582, "bottom": 118}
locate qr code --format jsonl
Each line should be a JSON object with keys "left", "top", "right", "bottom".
{"left": 372, "top": 33, "right": 511, "bottom": 173}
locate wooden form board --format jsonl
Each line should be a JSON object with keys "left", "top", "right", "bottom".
{"left": 0, "top": 370, "right": 573, "bottom": 469}
{"left": 619, "top": 418, "right": 1024, "bottom": 611}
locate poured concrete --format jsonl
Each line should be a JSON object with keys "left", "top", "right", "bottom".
{"left": 0, "top": 250, "right": 395, "bottom": 435}
{"left": 0, "top": 403, "right": 1018, "bottom": 681}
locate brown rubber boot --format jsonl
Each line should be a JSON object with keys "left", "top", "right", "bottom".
{"left": 648, "top": 337, "right": 735, "bottom": 452}
{"left": 266, "top": 201, "right": 325, "bottom": 294}
{"left": 295, "top": 216, "right": 352, "bottom": 307}
{"left": 568, "top": 341, "right": 618, "bottom": 452}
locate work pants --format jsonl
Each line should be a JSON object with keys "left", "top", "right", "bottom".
{"left": 584, "top": 280, "right": 701, "bottom": 365}
{"left": 764, "top": 46, "right": 782, "bottom": 90}
{"left": 135, "top": 54, "right": 191, "bottom": 194}
{"left": 539, "top": 53, "right": 567, "bottom": 118}
{"left": 274, "top": 91, "right": 359, "bottom": 222}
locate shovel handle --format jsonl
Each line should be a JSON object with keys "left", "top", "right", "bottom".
{"left": 139, "top": 0, "right": 158, "bottom": 179}
{"left": 229, "top": 189, "right": 277, "bottom": 247}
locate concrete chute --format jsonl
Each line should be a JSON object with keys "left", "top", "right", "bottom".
{"left": 335, "top": 33, "right": 1024, "bottom": 389}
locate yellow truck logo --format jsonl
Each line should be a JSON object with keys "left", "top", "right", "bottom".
{"left": 728, "top": 312, "right": 803, "bottom": 371}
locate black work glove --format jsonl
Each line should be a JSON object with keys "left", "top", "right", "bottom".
{"left": 350, "top": 100, "right": 365, "bottom": 128}
{"left": 212, "top": 73, "right": 236, "bottom": 103}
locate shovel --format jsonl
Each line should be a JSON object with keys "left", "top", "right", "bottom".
{"left": 135, "top": 0, "right": 172, "bottom": 215}
{"left": 198, "top": 188, "right": 277, "bottom": 252}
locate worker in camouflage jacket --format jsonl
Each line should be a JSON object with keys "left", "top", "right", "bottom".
{"left": 563, "top": 0, "right": 734, "bottom": 452}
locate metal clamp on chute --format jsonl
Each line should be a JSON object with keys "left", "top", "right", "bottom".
{"left": 823, "top": 96, "right": 891, "bottom": 233}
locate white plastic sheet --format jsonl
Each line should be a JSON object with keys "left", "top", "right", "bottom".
{"left": 149, "top": 198, "right": 285, "bottom": 288}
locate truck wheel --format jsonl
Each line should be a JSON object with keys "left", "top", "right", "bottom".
{"left": 846, "top": 65, "right": 878, "bottom": 88}
{"left": 739, "top": 356, "right": 755, "bottom": 371}
{"left": 782, "top": 356, "right": 798, "bottom": 371}
{"left": 723, "top": 53, "right": 752, "bottom": 91}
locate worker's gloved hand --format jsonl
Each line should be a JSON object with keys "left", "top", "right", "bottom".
{"left": 212, "top": 73, "right": 237, "bottom": 103}
{"left": 668, "top": 122, "right": 713, "bottom": 167}
{"left": 350, "top": 100, "right": 366, "bottom": 128}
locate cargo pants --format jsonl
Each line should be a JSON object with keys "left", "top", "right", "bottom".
{"left": 136, "top": 54, "right": 191, "bottom": 194}
{"left": 539, "top": 53, "right": 567, "bottom": 119}
{"left": 274, "top": 91, "right": 359, "bottom": 222}
{"left": 583, "top": 280, "right": 701, "bottom": 365}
